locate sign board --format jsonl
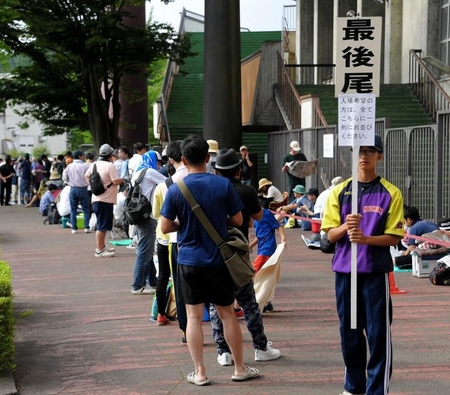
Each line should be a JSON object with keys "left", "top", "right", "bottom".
{"left": 323, "top": 134, "right": 334, "bottom": 158}
{"left": 338, "top": 93, "right": 376, "bottom": 147}
{"left": 335, "top": 17, "right": 382, "bottom": 98}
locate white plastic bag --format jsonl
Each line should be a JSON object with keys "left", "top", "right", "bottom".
{"left": 56, "top": 185, "right": 71, "bottom": 216}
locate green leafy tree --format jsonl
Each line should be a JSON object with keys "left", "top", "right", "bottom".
{"left": 0, "top": 0, "right": 192, "bottom": 149}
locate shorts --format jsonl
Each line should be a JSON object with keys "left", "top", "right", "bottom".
{"left": 253, "top": 255, "right": 270, "bottom": 272}
{"left": 92, "top": 201, "right": 114, "bottom": 231}
{"left": 178, "top": 264, "right": 234, "bottom": 306}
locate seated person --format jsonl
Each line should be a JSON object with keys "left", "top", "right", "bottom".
{"left": 297, "top": 188, "right": 319, "bottom": 231}
{"left": 257, "top": 178, "right": 286, "bottom": 210}
{"left": 394, "top": 205, "right": 439, "bottom": 269}
{"left": 25, "top": 178, "right": 49, "bottom": 208}
{"left": 275, "top": 184, "right": 308, "bottom": 226}
{"left": 39, "top": 183, "right": 61, "bottom": 216}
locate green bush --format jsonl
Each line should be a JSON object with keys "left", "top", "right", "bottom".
{"left": 0, "top": 261, "right": 14, "bottom": 371}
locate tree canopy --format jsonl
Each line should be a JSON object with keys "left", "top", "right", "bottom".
{"left": 0, "top": 0, "right": 192, "bottom": 148}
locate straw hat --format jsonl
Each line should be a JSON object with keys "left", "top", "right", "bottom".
{"left": 258, "top": 178, "right": 272, "bottom": 190}
{"left": 207, "top": 140, "right": 219, "bottom": 154}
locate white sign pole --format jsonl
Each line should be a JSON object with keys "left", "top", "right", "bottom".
{"left": 335, "top": 17, "right": 382, "bottom": 329}
{"left": 350, "top": 147, "right": 359, "bottom": 329}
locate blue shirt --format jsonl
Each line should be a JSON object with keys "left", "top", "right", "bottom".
{"left": 39, "top": 190, "right": 55, "bottom": 214}
{"left": 254, "top": 209, "right": 280, "bottom": 257}
{"left": 161, "top": 173, "right": 244, "bottom": 268}
{"left": 407, "top": 220, "right": 439, "bottom": 246}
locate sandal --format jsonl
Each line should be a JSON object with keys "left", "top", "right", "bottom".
{"left": 231, "top": 365, "right": 259, "bottom": 382}
{"left": 187, "top": 372, "right": 210, "bottom": 386}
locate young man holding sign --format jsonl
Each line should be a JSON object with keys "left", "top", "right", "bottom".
{"left": 321, "top": 135, "right": 404, "bottom": 395}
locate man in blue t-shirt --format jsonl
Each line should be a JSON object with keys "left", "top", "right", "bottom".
{"left": 160, "top": 135, "right": 259, "bottom": 386}
{"left": 394, "top": 205, "right": 439, "bottom": 269}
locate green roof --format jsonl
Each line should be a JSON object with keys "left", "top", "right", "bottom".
{"left": 166, "top": 31, "right": 281, "bottom": 140}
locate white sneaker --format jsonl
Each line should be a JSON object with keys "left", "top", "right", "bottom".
{"left": 84, "top": 228, "right": 91, "bottom": 233}
{"left": 71, "top": 229, "right": 78, "bottom": 234}
{"left": 217, "top": 352, "right": 233, "bottom": 366}
{"left": 131, "top": 286, "right": 156, "bottom": 295}
{"left": 94, "top": 248, "right": 115, "bottom": 258}
{"left": 255, "top": 341, "right": 281, "bottom": 361}
{"left": 339, "top": 391, "right": 365, "bottom": 395}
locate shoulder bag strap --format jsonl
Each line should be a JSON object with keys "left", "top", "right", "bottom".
{"left": 178, "top": 179, "right": 224, "bottom": 247}
{"left": 135, "top": 168, "right": 147, "bottom": 185}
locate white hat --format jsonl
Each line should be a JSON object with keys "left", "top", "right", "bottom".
{"left": 290, "top": 141, "right": 301, "bottom": 151}
{"left": 331, "top": 176, "right": 344, "bottom": 187}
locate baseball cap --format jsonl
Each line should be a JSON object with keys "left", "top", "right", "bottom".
{"left": 290, "top": 141, "right": 301, "bottom": 151}
{"left": 99, "top": 144, "right": 113, "bottom": 156}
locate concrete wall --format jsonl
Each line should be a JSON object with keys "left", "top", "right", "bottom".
{"left": 401, "top": 0, "right": 440, "bottom": 83}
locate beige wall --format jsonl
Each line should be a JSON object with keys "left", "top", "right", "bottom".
{"left": 241, "top": 54, "right": 261, "bottom": 125}
{"left": 402, "top": 0, "right": 430, "bottom": 83}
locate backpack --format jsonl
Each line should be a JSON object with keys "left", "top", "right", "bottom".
{"left": 124, "top": 169, "right": 152, "bottom": 225}
{"left": 429, "top": 259, "right": 450, "bottom": 285}
{"left": 320, "top": 232, "right": 335, "bottom": 254}
{"left": 43, "top": 202, "right": 61, "bottom": 225}
{"left": 89, "top": 163, "right": 111, "bottom": 196}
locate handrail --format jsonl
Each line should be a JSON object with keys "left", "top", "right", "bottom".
{"left": 276, "top": 52, "right": 329, "bottom": 128}
{"left": 276, "top": 51, "right": 303, "bottom": 129}
{"left": 409, "top": 49, "right": 450, "bottom": 122}
{"left": 313, "top": 99, "right": 328, "bottom": 127}
{"left": 285, "top": 64, "right": 335, "bottom": 85}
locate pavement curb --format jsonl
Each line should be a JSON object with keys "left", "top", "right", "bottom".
{"left": 0, "top": 369, "right": 17, "bottom": 395}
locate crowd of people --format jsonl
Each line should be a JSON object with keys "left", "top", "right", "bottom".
{"left": 5, "top": 134, "right": 449, "bottom": 394}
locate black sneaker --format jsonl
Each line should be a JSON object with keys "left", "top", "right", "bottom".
{"left": 181, "top": 336, "right": 187, "bottom": 344}
{"left": 263, "top": 301, "right": 274, "bottom": 312}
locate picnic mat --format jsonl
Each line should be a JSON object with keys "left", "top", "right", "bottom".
{"left": 109, "top": 239, "right": 132, "bottom": 246}
{"left": 394, "top": 266, "right": 412, "bottom": 272}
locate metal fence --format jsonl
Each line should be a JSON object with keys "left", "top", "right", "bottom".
{"left": 267, "top": 112, "right": 450, "bottom": 222}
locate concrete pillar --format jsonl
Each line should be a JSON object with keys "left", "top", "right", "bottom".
{"left": 384, "top": 0, "right": 403, "bottom": 83}
{"left": 118, "top": 3, "right": 148, "bottom": 144}
{"left": 203, "top": 0, "right": 241, "bottom": 150}
{"left": 357, "top": 0, "right": 385, "bottom": 84}
{"left": 315, "top": 0, "right": 334, "bottom": 64}
{"left": 333, "top": 0, "right": 357, "bottom": 64}
{"left": 296, "top": 0, "right": 314, "bottom": 83}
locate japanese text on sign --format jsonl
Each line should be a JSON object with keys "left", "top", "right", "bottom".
{"left": 338, "top": 94, "right": 376, "bottom": 147}
{"left": 335, "top": 17, "right": 381, "bottom": 97}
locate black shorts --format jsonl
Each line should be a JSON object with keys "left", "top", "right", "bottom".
{"left": 178, "top": 264, "right": 234, "bottom": 306}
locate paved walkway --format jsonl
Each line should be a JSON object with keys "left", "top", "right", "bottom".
{"left": 1, "top": 205, "right": 450, "bottom": 394}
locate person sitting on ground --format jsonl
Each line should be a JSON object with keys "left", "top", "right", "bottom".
{"left": 25, "top": 178, "right": 49, "bottom": 208}
{"left": 394, "top": 205, "right": 439, "bottom": 269}
{"left": 257, "top": 178, "right": 286, "bottom": 210}
{"left": 314, "top": 176, "right": 344, "bottom": 218}
{"left": 297, "top": 188, "right": 319, "bottom": 231}
{"left": 275, "top": 184, "right": 308, "bottom": 227}
{"left": 39, "top": 183, "right": 61, "bottom": 216}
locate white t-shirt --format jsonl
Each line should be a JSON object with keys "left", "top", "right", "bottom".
{"left": 128, "top": 154, "right": 143, "bottom": 174}
{"left": 314, "top": 188, "right": 332, "bottom": 217}
{"left": 264, "top": 185, "right": 283, "bottom": 202}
